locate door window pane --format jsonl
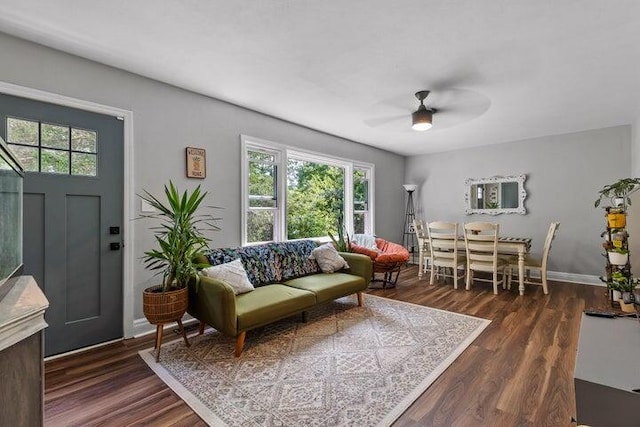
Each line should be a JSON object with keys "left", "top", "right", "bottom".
{"left": 71, "top": 128, "right": 97, "bottom": 153}
{"left": 41, "top": 124, "right": 70, "bottom": 149}
{"left": 7, "top": 118, "right": 38, "bottom": 146}
{"left": 7, "top": 144, "right": 38, "bottom": 171}
{"left": 71, "top": 152, "right": 97, "bottom": 176}
{"left": 5, "top": 118, "right": 99, "bottom": 176}
{"left": 41, "top": 149, "right": 69, "bottom": 174}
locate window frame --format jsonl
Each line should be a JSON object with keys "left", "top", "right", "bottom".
{"left": 241, "top": 135, "right": 374, "bottom": 246}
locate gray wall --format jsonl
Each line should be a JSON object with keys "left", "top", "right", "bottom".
{"left": 405, "top": 125, "right": 631, "bottom": 277}
{"left": 632, "top": 116, "right": 640, "bottom": 177}
{"left": 0, "top": 32, "right": 405, "bottom": 320}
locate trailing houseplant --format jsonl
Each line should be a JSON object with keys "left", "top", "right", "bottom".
{"left": 594, "top": 177, "right": 640, "bottom": 209}
{"left": 140, "top": 181, "right": 219, "bottom": 326}
{"left": 607, "top": 246, "right": 629, "bottom": 266}
{"left": 610, "top": 272, "right": 637, "bottom": 313}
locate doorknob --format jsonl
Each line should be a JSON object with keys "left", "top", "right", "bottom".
{"left": 110, "top": 242, "right": 121, "bottom": 251}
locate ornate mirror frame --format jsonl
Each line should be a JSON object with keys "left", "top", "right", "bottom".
{"left": 464, "top": 174, "right": 527, "bottom": 215}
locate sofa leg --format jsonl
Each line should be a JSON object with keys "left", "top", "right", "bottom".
{"left": 198, "top": 320, "right": 205, "bottom": 335}
{"left": 357, "top": 292, "right": 364, "bottom": 307}
{"left": 301, "top": 311, "right": 308, "bottom": 323}
{"left": 234, "top": 331, "right": 246, "bottom": 358}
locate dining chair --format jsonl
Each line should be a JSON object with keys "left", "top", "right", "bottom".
{"left": 413, "top": 219, "right": 430, "bottom": 279}
{"left": 508, "top": 222, "right": 560, "bottom": 294}
{"left": 463, "top": 222, "right": 510, "bottom": 295}
{"left": 427, "top": 221, "right": 466, "bottom": 288}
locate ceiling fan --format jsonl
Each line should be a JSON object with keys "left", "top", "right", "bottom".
{"left": 363, "top": 87, "right": 490, "bottom": 132}
{"left": 411, "top": 90, "right": 436, "bottom": 131}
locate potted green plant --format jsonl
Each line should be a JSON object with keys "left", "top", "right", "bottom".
{"left": 140, "top": 181, "right": 219, "bottom": 327}
{"left": 608, "top": 246, "right": 629, "bottom": 266}
{"left": 595, "top": 178, "right": 640, "bottom": 227}
{"left": 610, "top": 271, "right": 636, "bottom": 313}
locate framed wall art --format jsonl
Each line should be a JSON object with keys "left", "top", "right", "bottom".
{"left": 186, "top": 147, "right": 206, "bottom": 179}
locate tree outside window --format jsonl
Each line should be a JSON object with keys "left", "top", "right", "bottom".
{"left": 287, "top": 159, "right": 344, "bottom": 240}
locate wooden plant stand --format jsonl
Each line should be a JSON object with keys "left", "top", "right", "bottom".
{"left": 142, "top": 286, "right": 191, "bottom": 362}
{"left": 154, "top": 318, "right": 190, "bottom": 362}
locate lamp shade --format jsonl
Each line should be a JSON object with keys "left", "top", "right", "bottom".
{"left": 403, "top": 184, "right": 417, "bottom": 192}
{"left": 411, "top": 105, "right": 433, "bottom": 131}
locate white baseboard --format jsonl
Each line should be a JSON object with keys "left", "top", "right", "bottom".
{"left": 547, "top": 271, "right": 604, "bottom": 286}
{"left": 525, "top": 270, "right": 604, "bottom": 286}
{"left": 133, "top": 314, "right": 198, "bottom": 338}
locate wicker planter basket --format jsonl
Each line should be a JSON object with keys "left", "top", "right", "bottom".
{"left": 143, "top": 285, "right": 188, "bottom": 325}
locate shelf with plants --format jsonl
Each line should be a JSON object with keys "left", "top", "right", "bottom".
{"left": 595, "top": 178, "right": 640, "bottom": 313}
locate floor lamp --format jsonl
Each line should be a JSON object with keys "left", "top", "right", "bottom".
{"left": 402, "top": 184, "right": 417, "bottom": 264}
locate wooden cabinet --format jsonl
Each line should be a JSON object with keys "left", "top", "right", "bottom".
{"left": 0, "top": 276, "right": 49, "bottom": 427}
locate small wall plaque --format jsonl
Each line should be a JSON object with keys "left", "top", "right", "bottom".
{"left": 186, "top": 147, "right": 206, "bottom": 179}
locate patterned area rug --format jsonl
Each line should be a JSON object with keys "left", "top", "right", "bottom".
{"left": 139, "top": 294, "right": 489, "bottom": 427}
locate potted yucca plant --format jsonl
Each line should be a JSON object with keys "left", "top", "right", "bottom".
{"left": 140, "top": 181, "right": 219, "bottom": 357}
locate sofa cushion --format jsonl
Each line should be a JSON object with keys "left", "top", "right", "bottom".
{"left": 309, "top": 243, "right": 350, "bottom": 273}
{"left": 200, "top": 259, "right": 254, "bottom": 295}
{"left": 271, "top": 240, "right": 320, "bottom": 281}
{"left": 284, "top": 273, "right": 366, "bottom": 303}
{"left": 236, "top": 284, "right": 316, "bottom": 331}
{"left": 205, "top": 244, "right": 279, "bottom": 286}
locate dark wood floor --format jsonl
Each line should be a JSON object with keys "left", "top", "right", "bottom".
{"left": 44, "top": 265, "right": 611, "bottom": 427}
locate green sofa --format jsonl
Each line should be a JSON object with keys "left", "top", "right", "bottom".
{"left": 188, "top": 240, "right": 372, "bottom": 356}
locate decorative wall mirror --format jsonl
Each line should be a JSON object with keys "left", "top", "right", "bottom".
{"left": 464, "top": 175, "right": 527, "bottom": 215}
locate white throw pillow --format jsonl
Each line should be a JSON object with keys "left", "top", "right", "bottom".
{"left": 309, "top": 243, "right": 350, "bottom": 273}
{"left": 200, "top": 259, "right": 255, "bottom": 295}
{"left": 352, "top": 233, "right": 378, "bottom": 250}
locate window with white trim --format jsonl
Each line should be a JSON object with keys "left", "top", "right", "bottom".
{"left": 246, "top": 148, "right": 280, "bottom": 244}
{"left": 242, "top": 137, "right": 374, "bottom": 245}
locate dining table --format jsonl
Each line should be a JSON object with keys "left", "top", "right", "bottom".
{"left": 417, "top": 236, "right": 532, "bottom": 296}
{"left": 493, "top": 237, "right": 532, "bottom": 296}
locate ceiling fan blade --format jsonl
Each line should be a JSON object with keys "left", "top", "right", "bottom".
{"left": 363, "top": 114, "right": 407, "bottom": 128}
{"left": 426, "top": 88, "right": 491, "bottom": 130}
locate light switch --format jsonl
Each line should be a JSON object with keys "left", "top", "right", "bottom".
{"left": 141, "top": 199, "right": 156, "bottom": 213}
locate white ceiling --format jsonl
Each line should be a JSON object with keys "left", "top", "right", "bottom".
{"left": 0, "top": 0, "right": 639, "bottom": 156}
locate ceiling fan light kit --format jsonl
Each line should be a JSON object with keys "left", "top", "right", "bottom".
{"left": 411, "top": 90, "right": 434, "bottom": 131}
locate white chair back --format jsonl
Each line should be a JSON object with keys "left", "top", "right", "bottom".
{"left": 541, "top": 222, "right": 560, "bottom": 268}
{"left": 427, "top": 221, "right": 460, "bottom": 265}
{"left": 463, "top": 222, "right": 500, "bottom": 270}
